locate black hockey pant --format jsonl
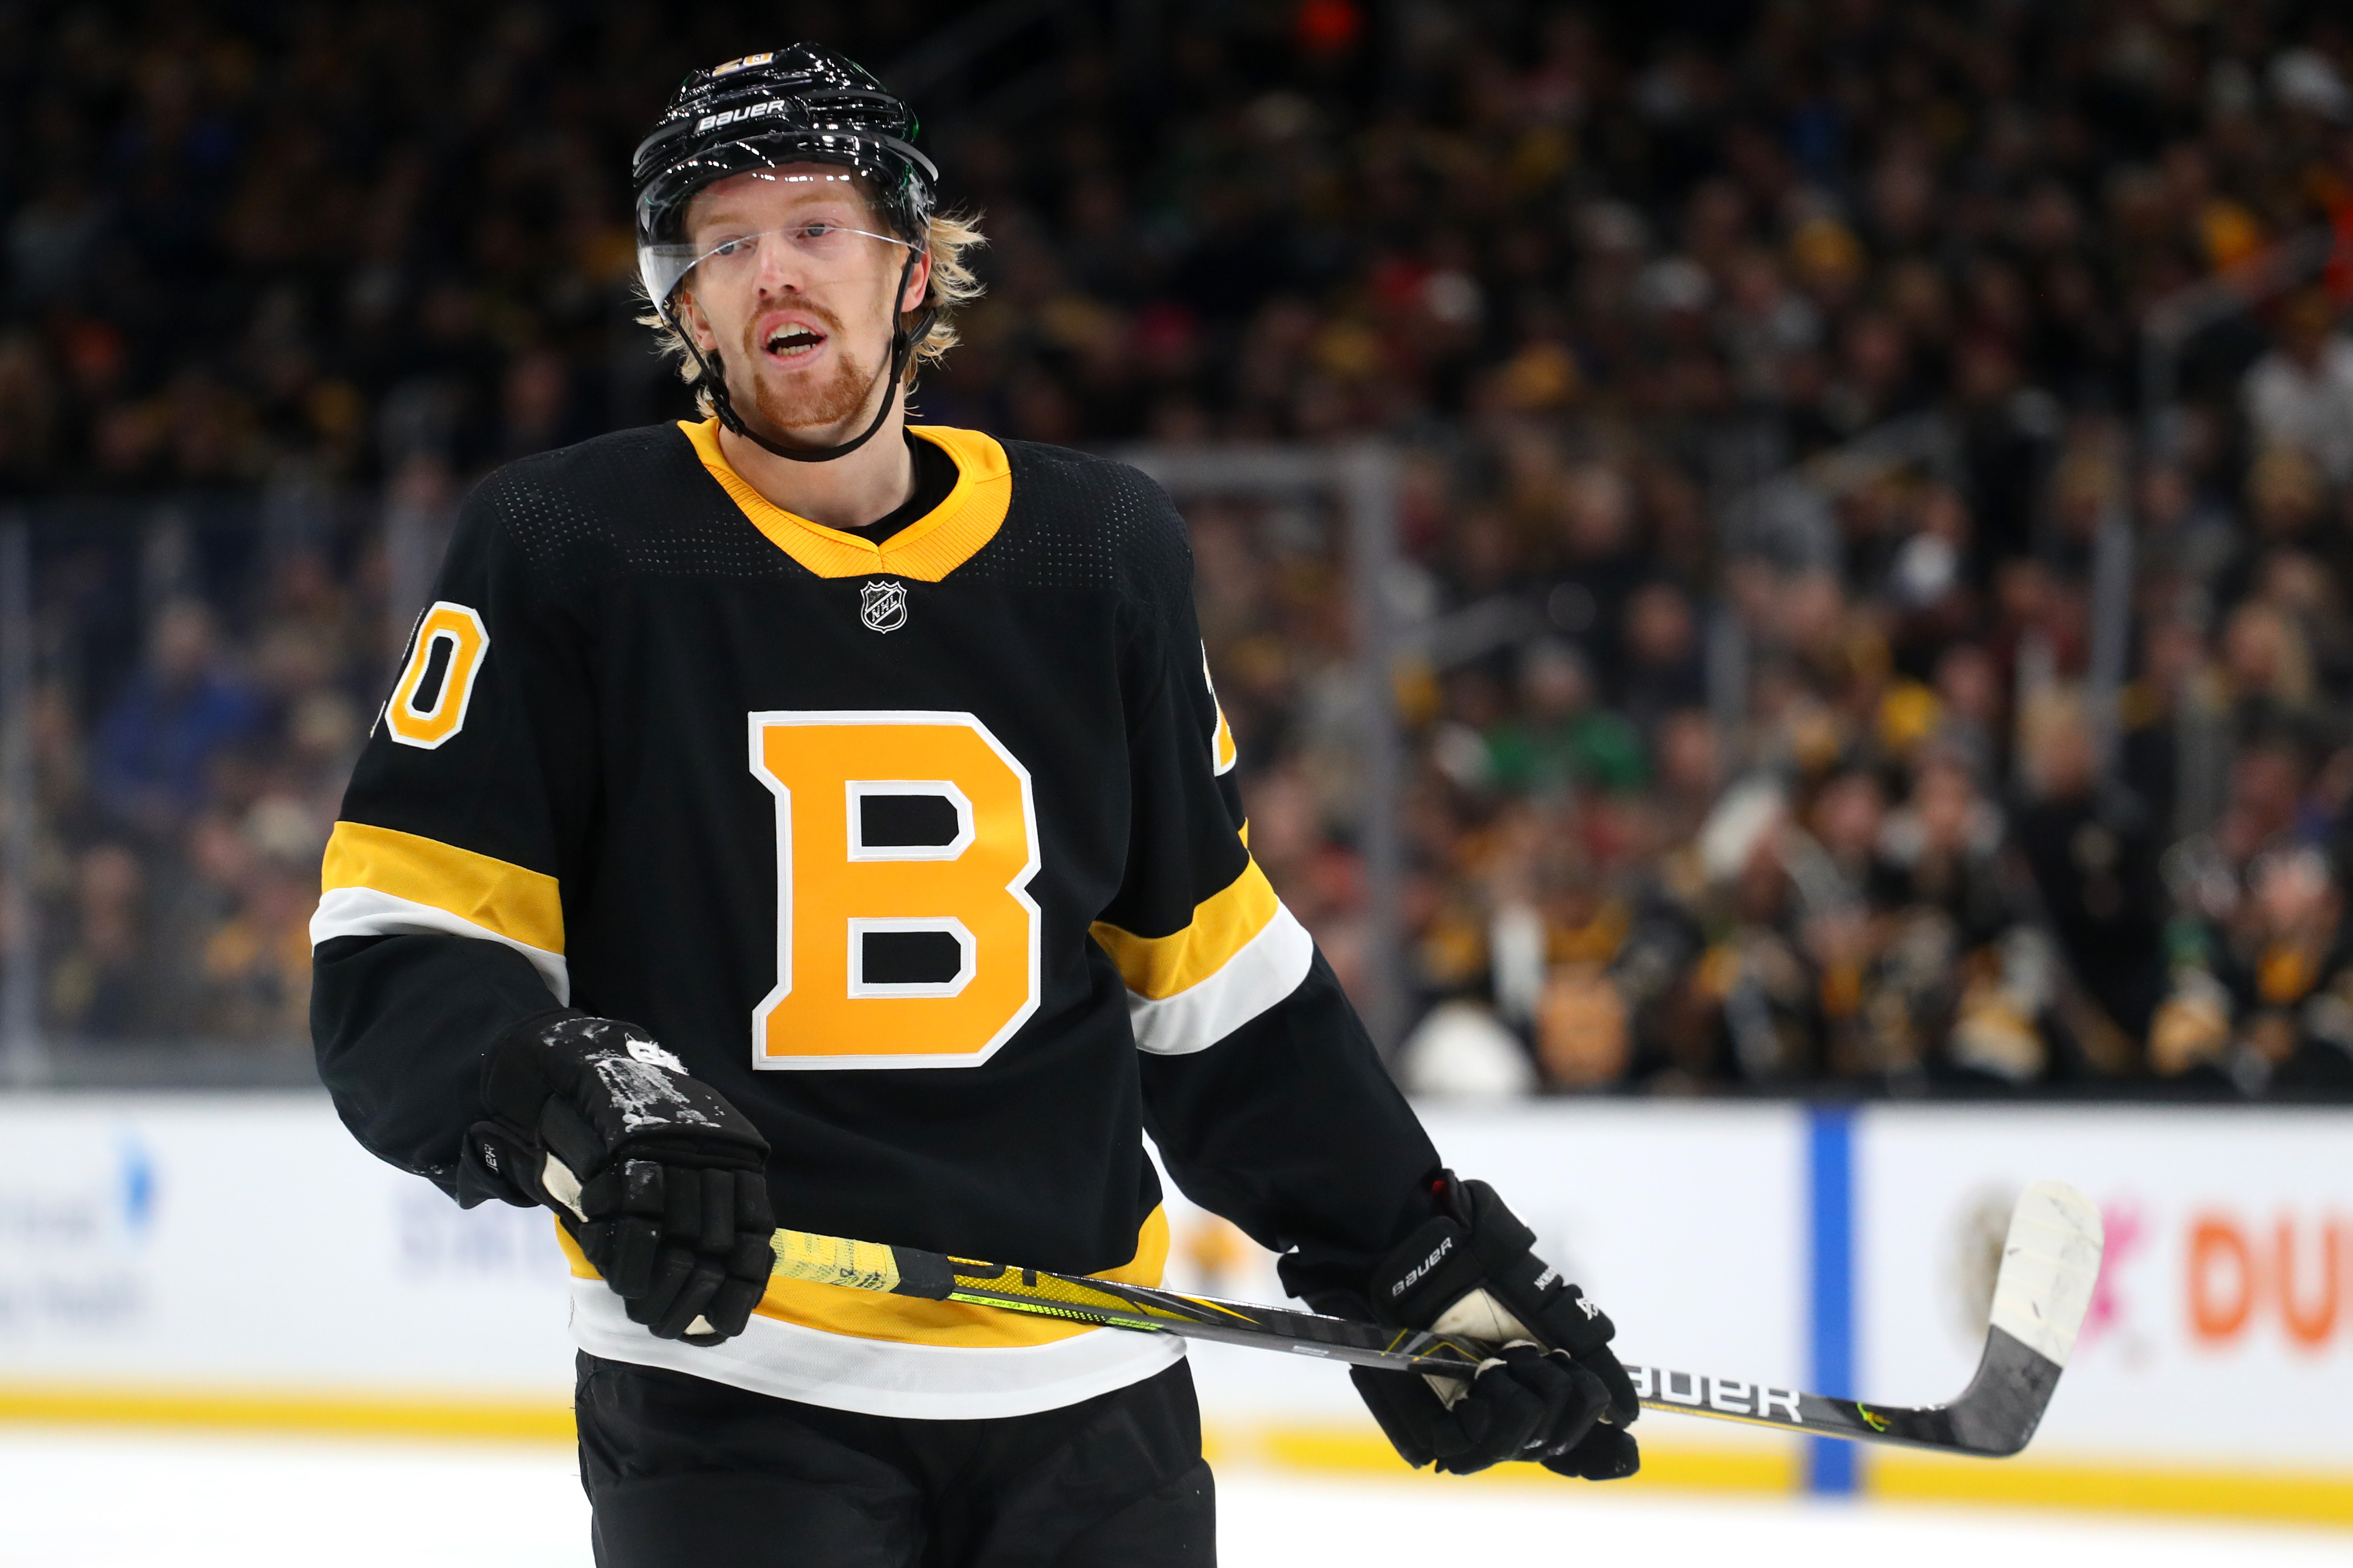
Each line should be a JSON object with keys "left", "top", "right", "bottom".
{"left": 575, "top": 1353, "right": 1215, "bottom": 1566}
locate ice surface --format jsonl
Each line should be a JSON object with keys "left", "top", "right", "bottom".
{"left": 0, "top": 1432, "right": 2346, "bottom": 1566}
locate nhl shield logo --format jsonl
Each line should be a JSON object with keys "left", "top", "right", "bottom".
{"left": 860, "top": 579, "right": 909, "bottom": 633}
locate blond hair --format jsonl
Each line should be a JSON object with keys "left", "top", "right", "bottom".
{"left": 638, "top": 206, "right": 986, "bottom": 414}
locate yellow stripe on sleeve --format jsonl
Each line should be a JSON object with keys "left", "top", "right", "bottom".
{"left": 1090, "top": 859, "right": 1282, "bottom": 1001}
{"left": 320, "top": 821, "right": 565, "bottom": 954}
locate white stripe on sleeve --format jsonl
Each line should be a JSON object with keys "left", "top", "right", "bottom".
{"left": 1126, "top": 903, "right": 1314, "bottom": 1056}
{"left": 309, "top": 885, "right": 570, "bottom": 1004}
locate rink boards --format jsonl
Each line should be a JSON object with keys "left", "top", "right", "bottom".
{"left": 0, "top": 1093, "right": 2347, "bottom": 1523}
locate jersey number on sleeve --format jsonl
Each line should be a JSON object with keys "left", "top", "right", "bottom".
{"left": 385, "top": 602, "right": 490, "bottom": 749}
{"left": 748, "top": 712, "right": 1042, "bottom": 1070}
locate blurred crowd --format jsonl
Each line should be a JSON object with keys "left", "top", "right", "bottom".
{"left": 7, "top": 2, "right": 2353, "bottom": 1098}
{"left": 10, "top": 520, "right": 380, "bottom": 1049}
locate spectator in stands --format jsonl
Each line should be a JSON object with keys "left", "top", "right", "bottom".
{"left": 2243, "top": 289, "right": 2353, "bottom": 486}
{"left": 1598, "top": 779, "right": 1834, "bottom": 1089}
{"left": 1619, "top": 581, "right": 1707, "bottom": 741}
{"left": 197, "top": 796, "right": 322, "bottom": 1042}
{"left": 2152, "top": 845, "right": 2353, "bottom": 1094}
{"left": 2008, "top": 688, "right": 2165, "bottom": 1061}
{"left": 1861, "top": 747, "right": 2011, "bottom": 1078}
{"left": 89, "top": 600, "right": 264, "bottom": 838}
{"left": 1485, "top": 640, "right": 1646, "bottom": 800}
{"left": 47, "top": 843, "right": 150, "bottom": 1040}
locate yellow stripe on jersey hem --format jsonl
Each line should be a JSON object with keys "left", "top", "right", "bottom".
{"left": 556, "top": 1206, "right": 1171, "bottom": 1350}
{"left": 319, "top": 821, "right": 565, "bottom": 954}
{"left": 682, "top": 419, "right": 1012, "bottom": 582}
{"left": 1090, "top": 859, "right": 1282, "bottom": 1001}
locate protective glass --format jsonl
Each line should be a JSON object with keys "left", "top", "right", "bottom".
{"left": 638, "top": 165, "right": 915, "bottom": 317}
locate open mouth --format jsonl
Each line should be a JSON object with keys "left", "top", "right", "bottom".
{"left": 763, "top": 323, "right": 827, "bottom": 360}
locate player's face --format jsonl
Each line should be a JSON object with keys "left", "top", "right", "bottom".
{"left": 677, "top": 165, "right": 928, "bottom": 438}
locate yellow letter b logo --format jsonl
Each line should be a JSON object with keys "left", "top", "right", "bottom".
{"left": 748, "top": 712, "right": 1042, "bottom": 1069}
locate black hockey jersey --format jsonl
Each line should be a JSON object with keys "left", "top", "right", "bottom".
{"left": 311, "top": 419, "right": 1439, "bottom": 1418}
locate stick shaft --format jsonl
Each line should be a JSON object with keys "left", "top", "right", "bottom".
{"left": 1623, "top": 1365, "right": 1961, "bottom": 1449}
{"left": 765, "top": 1226, "right": 2006, "bottom": 1452}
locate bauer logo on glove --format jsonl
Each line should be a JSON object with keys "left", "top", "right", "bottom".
{"left": 1327, "top": 1170, "right": 1642, "bottom": 1480}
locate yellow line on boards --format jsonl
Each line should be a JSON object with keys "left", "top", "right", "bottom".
{"left": 1205, "top": 1422, "right": 1800, "bottom": 1495}
{"left": 6, "top": 1387, "right": 2350, "bottom": 1530}
{"left": 1869, "top": 1451, "right": 2353, "bottom": 1528}
{"left": 0, "top": 1384, "right": 574, "bottom": 1444}
{"left": 1216, "top": 1423, "right": 2353, "bottom": 1528}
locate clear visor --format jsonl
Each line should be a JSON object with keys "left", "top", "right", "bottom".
{"left": 638, "top": 166, "right": 914, "bottom": 317}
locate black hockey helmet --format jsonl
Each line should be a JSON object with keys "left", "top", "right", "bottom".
{"left": 631, "top": 45, "right": 941, "bottom": 463}
{"left": 633, "top": 45, "right": 939, "bottom": 310}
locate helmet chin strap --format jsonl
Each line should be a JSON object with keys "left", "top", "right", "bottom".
{"left": 680, "top": 246, "right": 935, "bottom": 464}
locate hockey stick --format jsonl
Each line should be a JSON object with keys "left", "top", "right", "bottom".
{"left": 768, "top": 1180, "right": 2102, "bottom": 1458}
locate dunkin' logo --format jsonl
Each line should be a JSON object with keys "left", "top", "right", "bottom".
{"left": 2187, "top": 1209, "right": 2349, "bottom": 1349}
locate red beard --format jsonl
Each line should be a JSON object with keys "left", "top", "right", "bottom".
{"left": 735, "top": 301, "right": 883, "bottom": 434}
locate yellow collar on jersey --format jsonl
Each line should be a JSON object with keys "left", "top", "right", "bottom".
{"left": 682, "top": 417, "right": 1013, "bottom": 581}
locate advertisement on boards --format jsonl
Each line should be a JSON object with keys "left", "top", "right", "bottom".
{"left": 6, "top": 1088, "right": 2349, "bottom": 1506}
{"left": 0, "top": 1095, "right": 1805, "bottom": 1442}
{"left": 0, "top": 1094, "right": 574, "bottom": 1398}
{"left": 1856, "top": 1105, "right": 2353, "bottom": 1469}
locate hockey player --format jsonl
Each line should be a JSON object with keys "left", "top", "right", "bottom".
{"left": 312, "top": 46, "right": 1638, "bottom": 1564}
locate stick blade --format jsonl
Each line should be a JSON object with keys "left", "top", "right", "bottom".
{"left": 1945, "top": 1180, "right": 2105, "bottom": 1457}
{"left": 1990, "top": 1179, "right": 2105, "bottom": 1369}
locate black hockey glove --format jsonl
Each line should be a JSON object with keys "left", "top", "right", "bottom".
{"left": 1337, "top": 1173, "right": 1640, "bottom": 1479}
{"left": 467, "top": 1011, "right": 775, "bottom": 1347}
